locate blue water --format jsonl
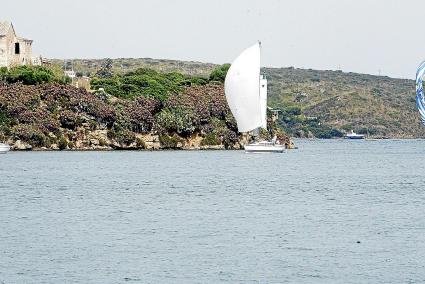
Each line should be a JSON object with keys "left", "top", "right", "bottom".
{"left": 1, "top": 139, "right": 424, "bottom": 283}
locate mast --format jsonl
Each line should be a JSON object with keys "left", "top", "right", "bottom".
{"left": 258, "top": 40, "right": 262, "bottom": 100}
{"left": 253, "top": 40, "right": 262, "bottom": 139}
{"left": 258, "top": 40, "right": 267, "bottom": 131}
{"left": 252, "top": 40, "right": 263, "bottom": 139}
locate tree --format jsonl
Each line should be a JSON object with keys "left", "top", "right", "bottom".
{"left": 209, "top": 64, "right": 231, "bottom": 82}
{"left": 4, "top": 66, "right": 55, "bottom": 85}
{"left": 95, "top": 58, "right": 114, "bottom": 78}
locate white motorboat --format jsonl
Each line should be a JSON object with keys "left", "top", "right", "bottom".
{"left": 0, "top": 143, "right": 10, "bottom": 154}
{"left": 346, "top": 130, "right": 365, "bottom": 139}
{"left": 224, "top": 42, "right": 285, "bottom": 153}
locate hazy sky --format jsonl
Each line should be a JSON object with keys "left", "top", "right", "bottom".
{"left": 1, "top": 0, "right": 424, "bottom": 79}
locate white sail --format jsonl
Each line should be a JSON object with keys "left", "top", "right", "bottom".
{"left": 225, "top": 43, "right": 263, "bottom": 133}
{"left": 259, "top": 74, "right": 268, "bottom": 129}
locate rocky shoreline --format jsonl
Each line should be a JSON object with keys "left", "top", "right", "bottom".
{"left": 7, "top": 131, "right": 296, "bottom": 151}
{"left": 7, "top": 133, "right": 244, "bottom": 151}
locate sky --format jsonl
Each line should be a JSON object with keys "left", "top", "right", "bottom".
{"left": 1, "top": 0, "right": 425, "bottom": 79}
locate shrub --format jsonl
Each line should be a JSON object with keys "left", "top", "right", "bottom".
{"left": 307, "top": 126, "right": 343, "bottom": 138}
{"left": 60, "top": 110, "right": 81, "bottom": 130}
{"left": 115, "top": 129, "right": 136, "bottom": 145}
{"left": 99, "top": 138, "right": 107, "bottom": 147}
{"left": 201, "top": 132, "right": 220, "bottom": 146}
{"left": 0, "top": 67, "right": 8, "bottom": 81}
{"left": 189, "top": 76, "right": 208, "bottom": 86}
{"left": 0, "top": 109, "right": 10, "bottom": 127}
{"left": 283, "top": 105, "right": 302, "bottom": 116}
{"left": 12, "top": 125, "right": 50, "bottom": 147}
{"left": 68, "top": 141, "right": 75, "bottom": 149}
{"left": 58, "top": 136, "right": 68, "bottom": 150}
{"left": 95, "top": 58, "right": 114, "bottom": 78}
{"left": 91, "top": 68, "right": 189, "bottom": 102}
{"left": 5, "top": 66, "right": 55, "bottom": 85}
{"left": 136, "top": 137, "right": 146, "bottom": 149}
{"left": 209, "top": 64, "right": 230, "bottom": 82}
{"left": 155, "top": 108, "right": 197, "bottom": 137}
{"left": 159, "top": 134, "right": 183, "bottom": 149}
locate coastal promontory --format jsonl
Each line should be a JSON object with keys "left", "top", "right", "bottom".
{"left": 0, "top": 65, "right": 291, "bottom": 150}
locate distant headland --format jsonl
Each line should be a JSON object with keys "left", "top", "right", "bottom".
{"left": 0, "top": 63, "right": 293, "bottom": 151}
{"left": 0, "top": 56, "right": 423, "bottom": 151}
{"left": 52, "top": 57, "right": 424, "bottom": 139}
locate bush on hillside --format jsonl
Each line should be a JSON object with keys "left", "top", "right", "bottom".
{"left": 209, "top": 64, "right": 230, "bottom": 82}
{"left": 90, "top": 68, "right": 207, "bottom": 102}
{"left": 0, "top": 66, "right": 70, "bottom": 85}
{"left": 159, "top": 134, "right": 184, "bottom": 149}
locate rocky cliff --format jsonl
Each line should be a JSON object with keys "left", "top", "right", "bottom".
{"left": 0, "top": 82, "right": 291, "bottom": 151}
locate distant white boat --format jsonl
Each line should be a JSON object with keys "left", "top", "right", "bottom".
{"left": 224, "top": 42, "right": 285, "bottom": 153}
{"left": 0, "top": 143, "right": 10, "bottom": 154}
{"left": 346, "top": 130, "right": 365, "bottom": 139}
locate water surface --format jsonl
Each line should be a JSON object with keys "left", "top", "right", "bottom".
{"left": 1, "top": 140, "right": 424, "bottom": 283}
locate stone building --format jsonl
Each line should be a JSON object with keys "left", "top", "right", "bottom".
{"left": 0, "top": 21, "right": 40, "bottom": 68}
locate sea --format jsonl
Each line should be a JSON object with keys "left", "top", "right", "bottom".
{"left": 1, "top": 139, "right": 424, "bottom": 283}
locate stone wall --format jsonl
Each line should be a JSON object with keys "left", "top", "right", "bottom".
{"left": 0, "top": 23, "right": 34, "bottom": 68}
{"left": 0, "top": 37, "right": 7, "bottom": 66}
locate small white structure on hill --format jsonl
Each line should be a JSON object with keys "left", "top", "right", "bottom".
{"left": 64, "top": 70, "right": 76, "bottom": 79}
{"left": 0, "top": 21, "right": 41, "bottom": 68}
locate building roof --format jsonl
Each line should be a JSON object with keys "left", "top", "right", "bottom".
{"left": 0, "top": 21, "right": 12, "bottom": 36}
{"left": 0, "top": 21, "right": 31, "bottom": 42}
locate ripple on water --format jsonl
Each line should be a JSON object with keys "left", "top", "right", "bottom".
{"left": 0, "top": 140, "right": 425, "bottom": 283}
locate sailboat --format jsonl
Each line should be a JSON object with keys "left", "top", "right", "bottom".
{"left": 0, "top": 143, "right": 10, "bottom": 154}
{"left": 224, "top": 42, "right": 285, "bottom": 153}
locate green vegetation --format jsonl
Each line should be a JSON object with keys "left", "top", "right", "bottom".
{"left": 0, "top": 65, "right": 70, "bottom": 85}
{"left": 59, "top": 57, "right": 424, "bottom": 138}
{"left": 209, "top": 64, "right": 230, "bottom": 82}
{"left": 58, "top": 136, "right": 68, "bottom": 150}
{"left": 0, "top": 108, "right": 11, "bottom": 140}
{"left": 95, "top": 58, "right": 114, "bottom": 78}
{"left": 266, "top": 67, "right": 422, "bottom": 138}
{"left": 42, "top": 57, "right": 424, "bottom": 138}
{"left": 49, "top": 57, "right": 217, "bottom": 78}
{"left": 135, "top": 137, "right": 146, "bottom": 149}
{"left": 159, "top": 134, "right": 184, "bottom": 149}
{"left": 0, "top": 66, "right": 245, "bottom": 149}
{"left": 90, "top": 67, "right": 208, "bottom": 101}
{"left": 201, "top": 132, "right": 220, "bottom": 146}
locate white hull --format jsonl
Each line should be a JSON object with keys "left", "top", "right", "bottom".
{"left": 244, "top": 142, "right": 285, "bottom": 153}
{"left": 0, "top": 144, "right": 10, "bottom": 154}
{"left": 346, "top": 134, "right": 365, "bottom": 139}
{"left": 346, "top": 131, "right": 365, "bottom": 139}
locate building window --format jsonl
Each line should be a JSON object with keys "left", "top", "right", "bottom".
{"left": 15, "top": 43, "right": 20, "bottom": 54}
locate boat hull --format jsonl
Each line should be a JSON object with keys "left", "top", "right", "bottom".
{"left": 0, "top": 144, "right": 10, "bottom": 154}
{"left": 244, "top": 144, "right": 285, "bottom": 153}
{"left": 346, "top": 136, "right": 365, "bottom": 139}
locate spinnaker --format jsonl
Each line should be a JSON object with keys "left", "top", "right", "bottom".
{"left": 416, "top": 61, "right": 425, "bottom": 125}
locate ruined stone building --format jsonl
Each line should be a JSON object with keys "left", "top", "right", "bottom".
{"left": 0, "top": 21, "right": 40, "bottom": 68}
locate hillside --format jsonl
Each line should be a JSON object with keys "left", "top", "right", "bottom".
{"left": 0, "top": 66, "right": 292, "bottom": 150}
{"left": 265, "top": 68, "right": 422, "bottom": 138}
{"left": 52, "top": 57, "right": 423, "bottom": 138}
{"left": 50, "top": 58, "right": 215, "bottom": 77}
